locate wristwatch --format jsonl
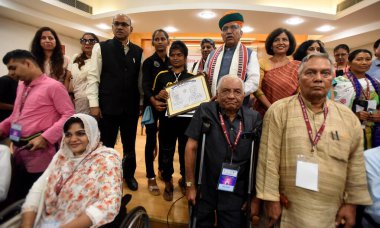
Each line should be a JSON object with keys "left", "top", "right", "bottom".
{"left": 185, "top": 181, "right": 193, "bottom": 187}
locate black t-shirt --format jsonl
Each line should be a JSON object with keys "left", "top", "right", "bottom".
{"left": 142, "top": 52, "right": 169, "bottom": 107}
{"left": 0, "top": 75, "right": 18, "bottom": 122}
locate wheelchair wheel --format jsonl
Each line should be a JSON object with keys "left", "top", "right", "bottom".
{"left": 0, "top": 199, "right": 25, "bottom": 227}
{"left": 120, "top": 206, "right": 150, "bottom": 228}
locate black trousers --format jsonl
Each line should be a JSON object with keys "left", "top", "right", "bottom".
{"left": 196, "top": 197, "right": 247, "bottom": 228}
{"left": 159, "top": 116, "right": 190, "bottom": 182}
{"left": 99, "top": 112, "right": 139, "bottom": 179}
{"left": 144, "top": 119, "right": 159, "bottom": 178}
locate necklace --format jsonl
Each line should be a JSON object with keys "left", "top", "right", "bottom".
{"left": 173, "top": 72, "right": 182, "bottom": 83}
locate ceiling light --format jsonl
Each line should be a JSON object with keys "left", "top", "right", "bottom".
{"left": 164, "top": 26, "right": 178, "bottom": 33}
{"left": 96, "top": 23, "right": 111, "bottom": 30}
{"left": 242, "top": 26, "right": 254, "bottom": 33}
{"left": 316, "top": 25, "right": 335, "bottom": 32}
{"left": 198, "top": 11, "right": 216, "bottom": 19}
{"left": 285, "top": 17, "right": 304, "bottom": 25}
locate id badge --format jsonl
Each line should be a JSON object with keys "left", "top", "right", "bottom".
{"left": 217, "top": 163, "right": 239, "bottom": 192}
{"left": 295, "top": 155, "right": 319, "bottom": 191}
{"left": 367, "top": 100, "right": 377, "bottom": 112}
{"left": 10, "top": 123, "right": 22, "bottom": 142}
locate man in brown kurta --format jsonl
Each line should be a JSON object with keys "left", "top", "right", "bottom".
{"left": 255, "top": 53, "right": 372, "bottom": 228}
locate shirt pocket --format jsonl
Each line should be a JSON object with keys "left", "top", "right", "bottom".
{"left": 328, "top": 133, "right": 350, "bottom": 163}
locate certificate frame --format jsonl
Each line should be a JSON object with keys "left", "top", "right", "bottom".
{"left": 165, "top": 75, "right": 210, "bottom": 118}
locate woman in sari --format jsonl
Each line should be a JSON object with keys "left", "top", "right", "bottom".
{"left": 333, "top": 49, "right": 380, "bottom": 149}
{"left": 253, "top": 28, "right": 299, "bottom": 116}
{"left": 20, "top": 114, "right": 122, "bottom": 228}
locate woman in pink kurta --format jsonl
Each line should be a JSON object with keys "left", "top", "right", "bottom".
{"left": 21, "top": 114, "right": 122, "bottom": 228}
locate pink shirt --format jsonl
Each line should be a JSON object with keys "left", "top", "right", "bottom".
{"left": 0, "top": 74, "right": 74, "bottom": 172}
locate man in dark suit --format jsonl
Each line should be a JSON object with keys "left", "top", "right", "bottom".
{"left": 87, "top": 14, "right": 143, "bottom": 191}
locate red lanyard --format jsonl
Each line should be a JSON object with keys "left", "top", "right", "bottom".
{"left": 298, "top": 95, "right": 328, "bottom": 153}
{"left": 19, "top": 86, "right": 32, "bottom": 114}
{"left": 219, "top": 112, "right": 243, "bottom": 153}
{"left": 363, "top": 78, "right": 371, "bottom": 100}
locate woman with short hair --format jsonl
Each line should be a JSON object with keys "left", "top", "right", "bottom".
{"left": 191, "top": 38, "right": 216, "bottom": 75}
{"left": 253, "top": 27, "right": 299, "bottom": 116}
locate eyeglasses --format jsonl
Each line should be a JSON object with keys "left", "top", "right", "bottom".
{"left": 80, "top": 38, "right": 97, "bottom": 45}
{"left": 113, "top": 21, "right": 130, "bottom": 27}
{"left": 222, "top": 24, "right": 240, "bottom": 32}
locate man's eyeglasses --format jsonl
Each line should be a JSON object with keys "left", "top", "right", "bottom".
{"left": 113, "top": 21, "right": 130, "bottom": 27}
{"left": 80, "top": 38, "right": 97, "bottom": 45}
{"left": 222, "top": 24, "right": 240, "bottom": 32}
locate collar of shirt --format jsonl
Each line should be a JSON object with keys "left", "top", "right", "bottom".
{"left": 374, "top": 58, "right": 380, "bottom": 66}
{"left": 22, "top": 74, "right": 47, "bottom": 87}
{"left": 153, "top": 52, "right": 169, "bottom": 63}
{"left": 220, "top": 107, "right": 243, "bottom": 122}
{"left": 224, "top": 44, "right": 237, "bottom": 52}
{"left": 299, "top": 93, "right": 328, "bottom": 114}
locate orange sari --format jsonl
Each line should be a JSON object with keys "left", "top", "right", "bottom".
{"left": 254, "top": 60, "right": 300, "bottom": 116}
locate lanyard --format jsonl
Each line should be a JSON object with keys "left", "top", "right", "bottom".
{"left": 219, "top": 112, "right": 243, "bottom": 156}
{"left": 15, "top": 85, "right": 32, "bottom": 122}
{"left": 298, "top": 95, "right": 328, "bottom": 153}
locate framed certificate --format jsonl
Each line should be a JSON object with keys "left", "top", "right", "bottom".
{"left": 165, "top": 75, "right": 211, "bottom": 118}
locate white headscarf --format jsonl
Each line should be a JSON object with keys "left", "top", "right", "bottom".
{"left": 60, "top": 113, "right": 100, "bottom": 158}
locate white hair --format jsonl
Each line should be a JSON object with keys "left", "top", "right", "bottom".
{"left": 298, "top": 53, "right": 334, "bottom": 79}
{"left": 217, "top": 75, "right": 244, "bottom": 93}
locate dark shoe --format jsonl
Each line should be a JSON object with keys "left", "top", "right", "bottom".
{"left": 178, "top": 177, "right": 186, "bottom": 195}
{"left": 163, "top": 181, "right": 173, "bottom": 201}
{"left": 125, "top": 177, "right": 138, "bottom": 191}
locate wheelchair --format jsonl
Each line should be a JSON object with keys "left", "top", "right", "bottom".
{"left": 0, "top": 194, "right": 150, "bottom": 228}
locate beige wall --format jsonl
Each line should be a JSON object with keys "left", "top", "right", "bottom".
{"left": 0, "top": 17, "right": 81, "bottom": 76}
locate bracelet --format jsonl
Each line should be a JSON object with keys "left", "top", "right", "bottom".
{"left": 254, "top": 91, "right": 264, "bottom": 98}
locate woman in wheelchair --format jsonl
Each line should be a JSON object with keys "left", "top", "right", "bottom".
{"left": 20, "top": 114, "right": 122, "bottom": 228}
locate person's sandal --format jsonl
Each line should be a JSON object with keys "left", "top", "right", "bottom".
{"left": 163, "top": 181, "right": 173, "bottom": 201}
{"left": 148, "top": 178, "right": 160, "bottom": 196}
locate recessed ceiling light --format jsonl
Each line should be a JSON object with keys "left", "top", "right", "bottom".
{"left": 96, "top": 23, "right": 111, "bottom": 30}
{"left": 198, "top": 11, "right": 216, "bottom": 19}
{"left": 285, "top": 17, "right": 304, "bottom": 25}
{"left": 316, "top": 25, "right": 335, "bottom": 32}
{"left": 242, "top": 26, "right": 254, "bottom": 33}
{"left": 164, "top": 26, "right": 178, "bottom": 33}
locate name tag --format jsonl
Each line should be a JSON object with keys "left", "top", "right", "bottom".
{"left": 217, "top": 163, "right": 239, "bottom": 192}
{"left": 10, "top": 123, "right": 22, "bottom": 142}
{"left": 295, "top": 157, "right": 319, "bottom": 191}
{"left": 367, "top": 100, "right": 377, "bottom": 111}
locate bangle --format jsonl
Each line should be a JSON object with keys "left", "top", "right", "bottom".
{"left": 254, "top": 91, "right": 264, "bottom": 98}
